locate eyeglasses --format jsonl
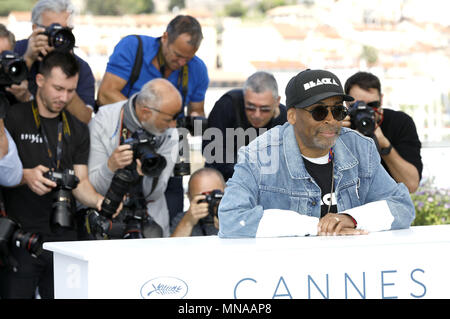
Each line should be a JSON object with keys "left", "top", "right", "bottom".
{"left": 349, "top": 101, "right": 381, "bottom": 109}
{"left": 244, "top": 105, "right": 273, "bottom": 113}
{"left": 302, "top": 104, "right": 348, "bottom": 122}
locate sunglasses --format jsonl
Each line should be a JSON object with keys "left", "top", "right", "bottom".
{"left": 349, "top": 101, "right": 381, "bottom": 109}
{"left": 302, "top": 104, "right": 348, "bottom": 122}
{"left": 244, "top": 105, "right": 273, "bottom": 113}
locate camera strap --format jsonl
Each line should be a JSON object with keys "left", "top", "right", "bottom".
{"left": 31, "top": 101, "right": 70, "bottom": 169}
{"left": 157, "top": 38, "right": 189, "bottom": 107}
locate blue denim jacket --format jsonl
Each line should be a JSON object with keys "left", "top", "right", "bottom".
{"left": 218, "top": 122, "right": 415, "bottom": 238}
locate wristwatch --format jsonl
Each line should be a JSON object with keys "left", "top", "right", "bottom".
{"left": 380, "top": 144, "right": 393, "bottom": 156}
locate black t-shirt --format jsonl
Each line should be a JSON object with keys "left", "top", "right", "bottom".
{"left": 380, "top": 108, "right": 423, "bottom": 179}
{"left": 3, "top": 102, "right": 90, "bottom": 241}
{"left": 303, "top": 158, "right": 337, "bottom": 217}
{"left": 203, "top": 89, "right": 288, "bottom": 181}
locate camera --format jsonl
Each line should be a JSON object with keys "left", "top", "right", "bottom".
{"left": 0, "top": 216, "right": 43, "bottom": 270}
{"left": 198, "top": 189, "right": 224, "bottom": 225}
{"left": 0, "top": 51, "right": 28, "bottom": 87}
{"left": 348, "top": 101, "right": 376, "bottom": 137}
{"left": 43, "top": 169, "right": 80, "bottom": 232}
{"left": 176, "top": 115, "right": 208, "bottom": 137}
{"left": 41, "top": 23, "right": 75, "bottom": 52}
{"left": 100, "top": 129, "right": 166, "bottom": 218}
{"left": 124, "top": 129, "right": 167, "bottom": 177}
{"left": 173, "top": 115, "right": 208, "bottom": 176}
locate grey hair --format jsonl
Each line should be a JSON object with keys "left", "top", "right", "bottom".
{"left": 136, "top": 81, "right": 162, "bottom": 109}
{"left": 31, "top": 0, "right": 76, "bottom": 26}
{"left": 243, "top": 71, "right": 279, "bottom": 100}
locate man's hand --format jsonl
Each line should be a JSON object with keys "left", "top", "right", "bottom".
{"left": 185, "top": 194, "right": 209, "bottom": 226}
{"left": 317, "top": 213, "right": 367, "bottom": 236}
{"left": 107, "top": 144, "right": 133, "bottom": 172}
{"left": 22, "top": 165, "right": 56, "bottom": 196}
{"left": 5, "top": 80, "right": 32, "bottom": 102}
{"left": 23, "top": 27, "right": 52, "bottom": 67}
{"left": 341, "top": 114, "right": 351, "bottom": 128}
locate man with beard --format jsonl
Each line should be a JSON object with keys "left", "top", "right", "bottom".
{"left": 88, "top": 78, "right": 181, "bottom": 237}
{"left": 218, "top": 69, "right": 415, "bottom": 238}
{"left": 1, "top": 51, "right": 104, "bottom": 298}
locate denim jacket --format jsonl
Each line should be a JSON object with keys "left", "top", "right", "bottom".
{"left": 218, "top": 122, "right": 415, "bottom": 238}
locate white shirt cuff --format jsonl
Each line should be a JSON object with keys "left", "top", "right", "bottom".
{"left": 339, "top": 200, "right": 394, "bottom": 232}
{"left": 256, "top": 209, "right": 319, "bottom": 237}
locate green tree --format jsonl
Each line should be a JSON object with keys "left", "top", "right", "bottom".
{"left": 224, "top": 0, "right": 247, "bottom": 17}
{"left": 0, "top": 0, "right": 35, "bottom": 16}
{"left": 257, "top": 0, "right": 288, "bottom": 13}
{"left": 85, "top": 0, "right": 154, "bottom": 15}
{"left": 360, "top": 45, "right": 378, "bottom": 66}
{"left": 168, "top": 0, "right": 185, "bottom": 11}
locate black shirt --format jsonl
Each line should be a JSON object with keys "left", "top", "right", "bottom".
{"left": 380, "top": 108, "right": 423, "bottom": 179}
{"left": 303, "top": 157, "right": 337, "bottom": 217}
{"left": 3, "top": 102, "right": 90, "bottom": 241}
{"left": 203, "top": 89, "right": 287, "bottom": 181}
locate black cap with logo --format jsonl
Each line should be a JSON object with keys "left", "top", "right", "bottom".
{"left": 285, "top": 69, "right": 354, "bottom": 109}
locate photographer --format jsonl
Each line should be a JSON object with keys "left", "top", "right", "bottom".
{"left": 203, "top": 71, "right": 287, "bottom": 181}
{"left": 1, "top": 51, "right": 104, "bottom": 299}
{"left": 14, "top": 0, "right": 95, "bottom": 124}
{"left": 171, "top": 168, "right": 225, "bottom": 237}
{"left": 88, "top": 78, "right": 181, "bottom": 237}
{"left": 0, "top": 24, "right": 32, "bottom": 105}
{"left": 343, "top": 72, "right": 422, "bottom": 193}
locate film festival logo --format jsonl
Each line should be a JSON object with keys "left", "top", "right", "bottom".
{"left": 172, "top": 119, "right": 281, "bottom": 175}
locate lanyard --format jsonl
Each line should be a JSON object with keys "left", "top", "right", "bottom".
{"left": 31, "top": 101, "right": 70, "bottom": 169}
{"left": 157, "top": 39, "right": 189, "bottom": 107}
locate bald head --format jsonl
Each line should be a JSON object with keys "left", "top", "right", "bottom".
{"left": 137, "top": 78, "right": 182, "bottom": 114}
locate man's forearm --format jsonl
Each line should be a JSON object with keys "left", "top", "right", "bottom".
{"left": 65, "top": 93, "right": 93, "bottom": 124}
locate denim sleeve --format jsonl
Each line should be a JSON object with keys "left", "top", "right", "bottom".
{"left": 0, "top": 129, "right": 23, "bottom": 187}
{"left": 365, "top": 142, "right": 415, "bottom": 230}
{"left": 218, "top": 147, "right": 264, "bottom": 238}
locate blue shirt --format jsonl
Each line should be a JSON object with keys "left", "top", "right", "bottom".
{"left": 218, "top": 123, "right": 415, "bottom": 238}
{"left": 106, "top": 35, "right": 209, "bottom": 107}
{"left": 14, "top": 39, "right": 96, "bottom": 108}
{"left": 0, "top": 128, "right": 23, "bottom": 187}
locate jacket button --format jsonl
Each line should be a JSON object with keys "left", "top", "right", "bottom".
{"left": 311, "top": 201, "right": 317, "bottom": 206}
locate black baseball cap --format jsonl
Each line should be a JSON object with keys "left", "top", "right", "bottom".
{"left": 285, "top": 69, "right": 354, "bottom": 109}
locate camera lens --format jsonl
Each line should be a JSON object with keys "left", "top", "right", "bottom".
{"left": 50, "top": 188, "right": 75, "bottom": 233}
{"left": 12, "top": 229, "right": 43, "bottom": 257}
{"left": 101, "top": 168, "right": 138, "bottom": 218}
{"left": 49, "top": 28, "right": 75, "bottom": 52}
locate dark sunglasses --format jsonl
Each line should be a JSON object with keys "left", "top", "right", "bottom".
{"left": 302, "top": 104, "right": 348, "bottom": 122}
{"left": 349, "top": 101, "right": 381, "bottom": 109}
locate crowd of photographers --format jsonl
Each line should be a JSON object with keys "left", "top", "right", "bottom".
{"left": 0, "top": 0, "right": 422, "bottom": 299}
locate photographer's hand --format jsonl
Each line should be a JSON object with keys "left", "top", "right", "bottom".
{"left": 5, "top": 80, "right": 33, "bottom": 103}
{"left": 22, "top": 165, "right": 56, "bottom": 196}
{"left": 107, "top": 144, "right": 133, "bottom": 172}
{"left": 24, "top": 28, "right": 52, "bottom": 67}
{"left": 341, "top": 114, "right": 351, "bottom": 128}
{"left": 170, "top": 194, "right": 209, "bottom": 237}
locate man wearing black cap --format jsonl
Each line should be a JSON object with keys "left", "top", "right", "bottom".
{"left": 218, "top": 69, "right": 415, "bottom": 238}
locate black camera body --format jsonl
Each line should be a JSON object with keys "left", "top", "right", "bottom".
{"left": 348, "top": 101, "right": 376, "bottom": 137}
{"left": 198, "top": 189, "right": 224, "bottom": 225}
{"left": 176, "top": 115, "right": 208, "bottom": 137}
{"left": 124, "top": 129, "right": 167, "bottom": 178}
{"left": 0, "top": 51, "right": 28, "bottom": 87}
{"left": 0, "top": 216, "right": 42, "bottom": 270}
{"left": 40, "top": 23, "right": 75, "bottom": 52}
{"left": 100, "top": 129, "right": 166, "bottom": 219}
{"left": 43, "top": 169, "right": 80, "bottom": 232}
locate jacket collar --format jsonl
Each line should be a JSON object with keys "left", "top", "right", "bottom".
{"left": 283, "top": 124, "right": 358, "bottom": 179}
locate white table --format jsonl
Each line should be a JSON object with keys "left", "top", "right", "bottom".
{"left": 43, "top": 225, "right": 450, "bottom": 299}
